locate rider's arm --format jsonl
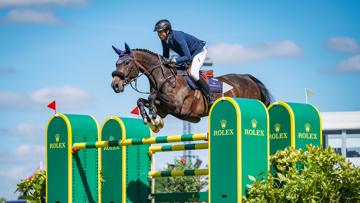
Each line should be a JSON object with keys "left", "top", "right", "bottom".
{"left": 161, "top": 40, "right": 170, "bottom": 58}
{"left": 174, "top": 36, "right": 191, "bottom": 64}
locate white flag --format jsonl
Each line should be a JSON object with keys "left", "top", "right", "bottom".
{"left": 305, "top": 88, "right": 315, "bottom": 97}
{"left": 305, "top": 88, "right": 315, "bottom": 103}
{"left": 222, "top": 82, "right": 233, "bottom": 93}
{"left": 222, "top": 82, "right": 233, "bottom": 100}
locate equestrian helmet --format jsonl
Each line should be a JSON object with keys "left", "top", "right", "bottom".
{"left": 154, "top": 19, "right": 172, "bottom": 32}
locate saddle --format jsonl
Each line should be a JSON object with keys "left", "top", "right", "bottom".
{"left": 186, "top": 70, "right": 222, "bottom": 93}
{"left": 166, "top": 63, "right": 222, "bottom": 93}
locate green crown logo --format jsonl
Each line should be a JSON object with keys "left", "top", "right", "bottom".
{"left": 221, "top": 119, "right": 227, "bottom": 129}
{"left": 109, "top": 136, "right": 114, "bottom": 141}
{"left": 251, "top": 119, "right": 257, "bottom": 128}
{"left": 55, "top": 134, "right": 60, "bottom": 142}
{"left": 274, "top": 123, "right": 281, "bottom": 133}
{"left": 305, "top": 123, "right": 311, "bottom": 133}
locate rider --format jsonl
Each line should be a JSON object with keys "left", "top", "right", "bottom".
{"left": 154, "top": 19, "right": 211, "bottom": 98}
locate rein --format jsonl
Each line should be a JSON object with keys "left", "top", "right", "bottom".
{"left": 117, "top": 54, "right": 178, "bottom": 95}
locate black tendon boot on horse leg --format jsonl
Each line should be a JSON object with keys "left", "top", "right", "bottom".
{"left": 136, "top": 95, "right": 164, "bottom": 133}
{"left": 148, "top": 91, "right": 164, "bottom": 132}
{"left": 137, "top": 98, "right": 150, "bottom": 124}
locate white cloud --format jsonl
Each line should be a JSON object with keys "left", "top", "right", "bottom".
{"left": 8, "top": 122, "right": 41, "bottom": 136}
{"left": 0, "top": 144, "right": 45, "bottom": 165}
{"left": 207, "top": 40, "right": 301, "bottom": 64}
{"left": 15, "top": 144, "right": 44, "bottom": 156}
{"left": 3, "top": 9, "right": 62, "bottom": 24}
{"left": 0, "top": 166, "right": 28, "bottom": 180}
{"left": 336, "top": 54, "right": 360, "bottom": 72}
{"left": 327, "top": 37, "right": 359, "bottom": 53}
{"left": 29, "top": 85, "right": 91, "bottom": 108}
{"left": 0, "top": 85, "right": 91, "bottom": 110}
{"left": 0, "top": 0, "right": 87, "bottom": 8}
{"left": 0, "top": 91, "right": 28, "bottom": 108}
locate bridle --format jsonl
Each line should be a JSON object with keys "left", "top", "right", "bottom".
{"left": 112, "top": 54, "right": 176, "bottom": 94}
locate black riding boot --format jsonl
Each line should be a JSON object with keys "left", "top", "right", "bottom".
{"left": 195, "top": 77, "right": 212, "bottom": 101}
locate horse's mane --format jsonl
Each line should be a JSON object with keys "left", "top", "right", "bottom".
{"left": 133, "top": 48, "right": 161, "bottom": 58}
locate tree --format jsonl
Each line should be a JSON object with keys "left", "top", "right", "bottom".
{"left": 0, "top": 197, "right": 6, "bottom": 203}
{"left": 244, "top": 146, "right": 360, "bottom": 203}
{"left": 16, "top": 169, "right": 46, "bottom": 202}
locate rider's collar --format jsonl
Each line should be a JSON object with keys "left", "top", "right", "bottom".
{"left": 166, "top": 32, "right": 173, "bottom": 43}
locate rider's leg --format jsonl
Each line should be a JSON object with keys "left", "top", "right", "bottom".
{"left": 190, "top": 47, "right": 210, "bottom": 95}
{"left": 196, "top": 77, "right": 210, "bottom": 95}
{"left": 190, "top": 47, "right": 207, "bottom": 81}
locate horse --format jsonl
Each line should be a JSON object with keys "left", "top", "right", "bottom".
{"left": 111, "top": 43, "right": 271, "bottom": 132}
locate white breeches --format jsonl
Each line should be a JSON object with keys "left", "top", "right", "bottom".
{"left": 190, "top": 47, "right": 207, "bottom": 81}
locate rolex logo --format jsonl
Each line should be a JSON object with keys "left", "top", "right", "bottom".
{"left": 109, "top": 136, "right": 114, "bottom": 141}
{"left": 55, "top": 134, "right": 60, "bottom": 142}
{"left": 251, "top": 119, "right": 257, "bottom": 128}
{"left": 274, "top": 123, "right": 281, "bottom": 133}
{"left": 50, "top": 133, "right": 66, "bottom": 149}
{"left": 305, "top": 123, "right": 311, "bottom": 133}
{"left": 221, "top": 119, "right": 227, "bottom": 129}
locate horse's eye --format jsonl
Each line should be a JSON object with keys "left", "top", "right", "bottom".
{"left": 125, "top": 61, "right": 130, "bottom": 65}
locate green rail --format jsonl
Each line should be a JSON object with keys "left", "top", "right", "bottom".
{"left": 72, "top": 133, "right": 207, "bottom": 150}
{"left": 149, "top": 143, "right": 208, "bottom": 153}
{"left": 148, "top": 169, "right": 208, "bottom": 177}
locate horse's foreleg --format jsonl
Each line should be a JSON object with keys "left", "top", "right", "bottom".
{"left": 148, "top": 91, "right": 158, "bottom": 119}
{"left": 147, "top": 91, "right": 164, "bottom": 132}
{"left": 137, "top": 97, "right": 164, "bottom": 133}
{"left": 137, "top": 98, "right": 150, "bottom": 124}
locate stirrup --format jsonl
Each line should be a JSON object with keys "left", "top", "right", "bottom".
{"left": 207, "top": 94, "right": 215, "bottom": 104}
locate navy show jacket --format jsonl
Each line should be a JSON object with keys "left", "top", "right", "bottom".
{"left": 161, "top": 30, "right": 205, "bottom": 64}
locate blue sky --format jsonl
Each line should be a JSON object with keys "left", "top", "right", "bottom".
{"left": 1, "top": 0, "right": 360, "bottom": 199}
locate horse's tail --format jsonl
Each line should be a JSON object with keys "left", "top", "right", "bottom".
{"left": 247, "top": 74, "right": 272, "bottom": 106}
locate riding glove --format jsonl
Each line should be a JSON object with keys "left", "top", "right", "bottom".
{"left": 163, "top": 58, "right": 176, "bottom": 65}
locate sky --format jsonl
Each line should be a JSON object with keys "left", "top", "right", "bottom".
{"left": 1, "top": 0, "right": 360, "bottom": 200}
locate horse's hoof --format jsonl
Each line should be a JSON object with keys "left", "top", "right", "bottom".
{"left": 149, "top": 124, "right": 160, "bottom": 133}
{"left": 155, "top": 116, "right": 164, "bottom": 129}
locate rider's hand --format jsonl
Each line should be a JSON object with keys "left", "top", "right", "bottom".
{"left": 164, "top": 58, "right": 176, "bottom": 65}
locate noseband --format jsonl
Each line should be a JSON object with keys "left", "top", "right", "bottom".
{"left": 112, "top": 70, "right": 125, "bottom": 79}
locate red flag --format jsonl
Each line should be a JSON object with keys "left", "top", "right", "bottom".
{"left": 130, "top": 106, "right": 140, "bottom": 116}
{"left": 47, "top": 100, "right": 56, "bottom": 114}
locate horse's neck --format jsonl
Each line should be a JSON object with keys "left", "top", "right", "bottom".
{"left": 134, "top": 51, "right": 165, "bottom": 89}
{"left": 134, "top": 51, "right": 159, "bottom": 68}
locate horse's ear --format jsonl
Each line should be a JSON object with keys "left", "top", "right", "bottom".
{"left": 112, "top": 45, "right": 123, "bottom": 55}
{"left": 125, "top": 43, "right": 132, "bottom": 54}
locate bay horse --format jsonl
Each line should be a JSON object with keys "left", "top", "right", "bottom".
{"left": 111, "top": 43, "right": 271, "bottom": 132}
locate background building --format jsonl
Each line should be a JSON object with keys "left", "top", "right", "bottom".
{"left": 322, "top": 111, "right": 360, "bottom": 166}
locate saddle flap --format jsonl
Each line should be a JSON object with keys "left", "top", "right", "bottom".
{"left": 208, "top": 78, "right": 222, "bottom": 93}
